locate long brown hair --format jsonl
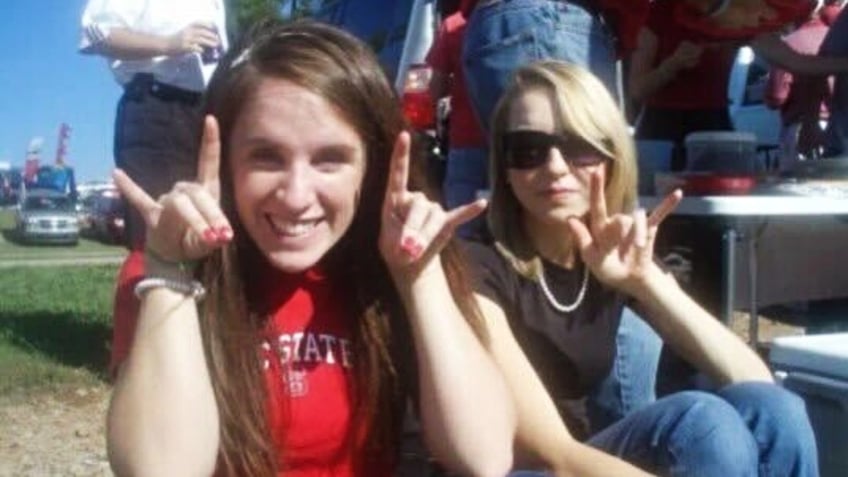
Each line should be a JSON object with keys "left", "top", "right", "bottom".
{"left": 197, "top": 19, "right": 484, "bottom": 475}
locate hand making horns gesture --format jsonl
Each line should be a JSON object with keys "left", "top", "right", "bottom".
{"left": 379, "top": 131, "right": 486, "bottom": 277}
{"left": 567, "top": 170, "right": 682, "bottom": 292}
{"left": 113, "top": 116, "right": 233, "bottom": 263}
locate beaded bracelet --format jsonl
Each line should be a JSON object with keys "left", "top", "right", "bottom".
{"left": 134, "top": 277, "right": 207, "bottom": 301}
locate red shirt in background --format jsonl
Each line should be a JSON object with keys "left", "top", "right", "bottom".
{"left": 645, "top": 0, "right": 739, "bottom": 110}
{"left": 645, "top": 0, "right": 816, "bottom": 111}
{"left": 672, "top": 0, "right": 816, "bottom": 41}
{"left": 460, "top": 0, "right": 649, "bottom": 56}
{"left": 426, "top": 11, "right": 486, "bottom": 148}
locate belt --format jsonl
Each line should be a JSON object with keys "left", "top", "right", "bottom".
{"left": 124, "top": 74, "right": 202, "bottom": 104}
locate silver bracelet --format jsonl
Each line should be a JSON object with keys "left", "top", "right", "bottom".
{"left": 134, "top": 277, "right": 206, "bottom": 301}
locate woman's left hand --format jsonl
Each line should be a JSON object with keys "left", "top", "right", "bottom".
{"left": 568, "top": 170, "right": 681, "bottom": 294}
{"left": 379, "top": 131, "right": 486, "bottom": 280}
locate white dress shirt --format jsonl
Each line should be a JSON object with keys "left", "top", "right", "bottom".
{"left": 80, "top": 0, "right": 228, "bottom": 92}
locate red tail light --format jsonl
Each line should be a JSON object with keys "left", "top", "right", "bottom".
{"left": 401, "top": 64, "right": 435, "bottom": 130}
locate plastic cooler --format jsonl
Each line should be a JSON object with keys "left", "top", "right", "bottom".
{"left": 684, "top": 131, "right": 759, "bottom": 174}
{"left": 770, "top": 333, "right": 848, "bottom": 477}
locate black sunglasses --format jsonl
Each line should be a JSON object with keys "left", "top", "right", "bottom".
{"left": 502, "top": 130, "right": 609, "bottom": 170}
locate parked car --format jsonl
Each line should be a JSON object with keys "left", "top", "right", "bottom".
{"left": 89, "top": 190, "right": 126, "bottom": 244}
{"left": 0, "top": 168, "right": 23, "bottom": 205}
{"left": 14, "top": 189, "right": 79, "bottom": 245}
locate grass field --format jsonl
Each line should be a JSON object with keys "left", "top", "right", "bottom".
{"left": 0, "top": 264, "right": 117, "bottom": 395}
{"left": 0, "top": 209, "right": 121, "bottom": 395}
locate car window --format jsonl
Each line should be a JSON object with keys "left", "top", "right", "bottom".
{"left": 313, "top": 0, "right": 416, "bottom": 80}
{"left": 24, "top": 196, "right": 73, "bottom": 212}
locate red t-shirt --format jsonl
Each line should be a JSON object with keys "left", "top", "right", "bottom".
{"left": 259, "top": 269, "right": 391, "bottom": 477}
{"left": 645, "top": 0, "right": 814, "bottom": 110}
{"left": 460, "top": 0, "right": 649, "bottom": 56}
{"left": 110, "top": 262, "right": 393, "bottom": 476}
{"left": 426, "top": 11, "right": 486, "bottom": 148}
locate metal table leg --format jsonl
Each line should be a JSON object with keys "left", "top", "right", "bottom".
{"left": 748, "top": 233, "right": 759, "bottom": 346}
{"left": 721, "top": 228, "right": 738, "bottom": 325}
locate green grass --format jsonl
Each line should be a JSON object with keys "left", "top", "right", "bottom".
{"left": 0, "top": 264, "right": 118, "bottom": 395}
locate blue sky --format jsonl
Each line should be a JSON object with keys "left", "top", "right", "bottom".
{"left": 0, "top": 2, "right": 123, "bottom": 183}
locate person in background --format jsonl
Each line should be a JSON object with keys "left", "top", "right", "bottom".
{"left": 106, "top": 20, "right": 515, "bottom": 476}
{"left": 820, "top": 5, "right": 848, "bottom": 156}
{"left": 459, "top": 0, "right": 662, "bottom": 429}
{"left": 766, "top": 2, "right": 840, "bottom": 167}
{"left": 470, "top": 60, "right": 818, "bottom": 476}
{"left": 631, "top": 0, "right": 848, "bottom": 169}
{"left": 426, "top": 6, "right": 489, "bottom": 238}
{"left": 79, "top": 0, "right": 228, "bottom": 375}
{"left": 461, "top": 0, "right": 649, "bottom": 134}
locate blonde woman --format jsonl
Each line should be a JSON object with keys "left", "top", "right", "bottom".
{"left": 467, "top": 60, "right": 817, "bottom": 476}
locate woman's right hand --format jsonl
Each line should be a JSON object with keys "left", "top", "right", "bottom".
{"left": 113, "top": 115, "right": 233, "bottom": 263}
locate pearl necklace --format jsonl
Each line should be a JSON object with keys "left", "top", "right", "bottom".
{"left": 538, "top": 262, "right": 589, "bottom": 313}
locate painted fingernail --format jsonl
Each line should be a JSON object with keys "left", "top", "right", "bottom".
{"left": 400, "top": 236, "right": 421, "bottom": 257}
{"left": 217, "top": 226, "right": 233, "bottom": 241}
{"left": 203, "top": 228, "right": 218, "bottom": 243}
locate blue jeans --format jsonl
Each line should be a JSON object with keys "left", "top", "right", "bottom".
{"left": 587, "top": 307, "right": 662, "bottom": 433}
{"left": 512, "top": 383, "right": 818, "bottom": 476}
{"left": 462, "top": 0, "right": 618, "bottom": 132}
{"left": 587, "top": 382, "right": 819, "bottom": 476}
{"left": 443, "top": 147, "right": 489, "bottom": 238}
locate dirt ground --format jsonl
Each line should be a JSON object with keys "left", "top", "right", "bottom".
{"left": 0, "top": 314, "right": 803, "bottom": 477}
{"left": 0, "top": 385, "right": 112, "bottom": 477}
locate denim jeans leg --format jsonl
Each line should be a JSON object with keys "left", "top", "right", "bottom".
{"left": 717, "top": 382, "right": 819, "bottom": 477}
{"left": 587, "top": 391, "right": 759, "bottom": 476}
{"left": 586, "top": 307, "right": 661, "bottom": 433}
{"left": 462, "top": 0, "right": 617, "bottom": 133}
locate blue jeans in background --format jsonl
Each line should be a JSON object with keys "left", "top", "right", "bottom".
{"left": 588, "top": 382, "right": 819, "bottom": 476}
{"left": 587, "top": 307, "right": 662, "bottom": 433}
{"left": 462, "top": 0, "right": 617, "bottom": 133}
{"left": 443, "top": 147, "right": 489, "bottom": 239}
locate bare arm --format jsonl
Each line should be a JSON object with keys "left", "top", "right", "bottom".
{"left": 568, "top": 178, "right": 772, "bottom": 388}
{"left": 81, "top": 23, "right": 219, "bottom": 61}
{"left": 106, "top": 118, "right": 229, "bottom": 476}
{"left": 381, "top": 132, "right": 516, "bottom": 477}
{"left": 395, "top": 265, "right": 516, "bottom": 476}
{"left": 629, "top": 28, "right": 704, "bottom": 103}
{"left": 477, "top": 295, "right": 654, "bottom": 477}
{"left": 752, "top": 31, "right": 848, "bottom": 75}
{"left": 108, "top": 289, "right": 220, "bottom": 477}
{"left": 630, "top": 266, "right": 773, "bottom": 386}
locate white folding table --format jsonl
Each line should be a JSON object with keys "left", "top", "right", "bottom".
{"left": 639, "top": 194, "right": 848, "bottom": 344}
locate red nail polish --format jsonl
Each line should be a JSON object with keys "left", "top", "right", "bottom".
{"left": 400, "top": 236, "right": 419, "bottom": 256}
{"left": 217, "top": 226, "right": 232, "bottom": 240}
{"left": 203, "top": 229, "right": 217, "bottom": 243}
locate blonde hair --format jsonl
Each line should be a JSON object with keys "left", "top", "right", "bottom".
{"left": 487, "top": 60, "right": 638, "bottom": 279}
